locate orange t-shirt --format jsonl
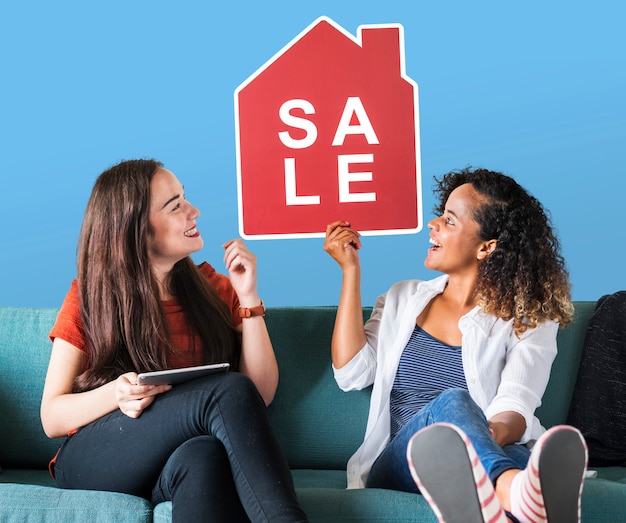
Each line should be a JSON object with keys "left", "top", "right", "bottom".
{"left": 48, "top": 262, "right": 241, "bottom": 369}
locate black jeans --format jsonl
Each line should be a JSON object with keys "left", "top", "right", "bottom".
{"left": 53, "top": 372, "right": 308, "bottom": 523}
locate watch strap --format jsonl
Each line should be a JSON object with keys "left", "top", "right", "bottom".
{"left": 238, "top": 301, "right": 265, "bottom": 318}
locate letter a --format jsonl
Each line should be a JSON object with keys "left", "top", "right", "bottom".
{"left": 332, "top": 97, "right": 379, "bottom": 146}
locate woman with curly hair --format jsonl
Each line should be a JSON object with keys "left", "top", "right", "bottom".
{"left": 323, "top": 167, "right": 587, "bottom": 523}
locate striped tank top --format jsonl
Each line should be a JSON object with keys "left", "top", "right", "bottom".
{"left": 389, "top": 324, "right": 468, "bottom": 439}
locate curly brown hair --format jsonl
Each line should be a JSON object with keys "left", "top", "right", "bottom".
{"left": 433, "top": 167, "right": 573, "bottom": 336}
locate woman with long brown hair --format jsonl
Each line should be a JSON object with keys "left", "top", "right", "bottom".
{"left": 41, "top": 159, "right": 308, "bottom": 522}
{"left": 324, "top": 167, "right": 587, "bottom": 523}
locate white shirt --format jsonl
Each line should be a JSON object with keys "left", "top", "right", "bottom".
{"left": 333, "top": 275, "right": 559, "bottom": 489}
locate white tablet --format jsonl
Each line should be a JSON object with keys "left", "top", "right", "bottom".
{"left": 137, "top": 362, "right": 230, "bottom": 386}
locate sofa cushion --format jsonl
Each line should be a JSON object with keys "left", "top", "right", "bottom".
{"left": 0, "top": 481, "right": 153, "bottom": 523}
{"left": 567, "top": 292, "right": 626, "bottom": 466}
{"left": 535, "top": 302, "right": 595, "bottom": 428}
{"left": 153, "top": 469, "right": 439, "bottom": 523}
{"left": 581, "top": 474, "right": 626, "bottom": 522}
{"left": 0, "top": 307, "right": 63, "bottom": 468}
{"left": 265, "top": 307, "right": 373, "bottom": 469}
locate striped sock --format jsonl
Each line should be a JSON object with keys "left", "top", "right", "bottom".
{"left": 509, "top": 425, "right": 586, "bottom": 523}
{"left": 456, "top": 426, "right": 508, "bottom": 523}
{"left": 509, "top": 468, "right": 546, "bottom": 523}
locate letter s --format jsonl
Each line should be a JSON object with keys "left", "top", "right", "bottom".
{"left": 278, "top": 99, "right": 318, "bottom": 149}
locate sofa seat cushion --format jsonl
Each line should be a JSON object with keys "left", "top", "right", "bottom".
{"left": 288, "top": 469, "right": 626, "bottom": 523}
{"left": 593, "top": 465, "right": 626, "bottom": 483}
{"left": 582, "top": 474, "right": 626, "bottom": 522}
{"left": 294, "top": 469, "right": 437, "bottom": 522}
{"left": 156, "top": 467, "right": 626, "bottom": 523}
{"left": 154, "top": 468, "right": 437, "bottom": 523}
{"left": 0, "top": 469, "right": 153, "bottom": 523}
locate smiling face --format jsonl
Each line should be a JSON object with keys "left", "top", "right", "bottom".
{"left": 147, "top": 168, "right": 203, "bottom": 276}
{"left": 425, "top": 183, "right": 495, "bottom": 277}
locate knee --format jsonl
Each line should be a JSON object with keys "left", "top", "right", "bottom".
{"left": 438, "top": 388, "right": 472, "bottom": 405}
{"left": 156, "top": 437, "right": 230, "bottom": 497}
{"left": 424, "top": 389, "right": 484, "bottom": 428}
{"left": 221, "top": 371, "right": 260, "bottom": 395}
{"left": 435, "top": 388, "right": 480, "bottom": 415}
{"left": 213, "top": 371, "right": 264, "bottom": 407}
{"left": 177, "top": 435, "right": 225, "bottom": 461}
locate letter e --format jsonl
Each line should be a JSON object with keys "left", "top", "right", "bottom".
{"left": 338, "top": 154, "right": 376, "bottom": 203}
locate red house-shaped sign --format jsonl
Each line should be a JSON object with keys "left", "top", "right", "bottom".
{"left": 235, "top": 16, "right": 421, "bottom": 239}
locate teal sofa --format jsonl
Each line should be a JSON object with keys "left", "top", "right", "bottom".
{"left": 1, "top": 303, "right": 625, "bottom": 522}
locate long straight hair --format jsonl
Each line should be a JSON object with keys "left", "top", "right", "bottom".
{"left": 74, "top": 159, "right": 239, "bottom": 392}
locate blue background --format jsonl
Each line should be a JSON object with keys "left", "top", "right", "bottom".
{"left": 2, "top": 1, "right": 624, "bottom": 308}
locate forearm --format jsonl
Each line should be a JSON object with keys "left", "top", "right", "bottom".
{"left": 41, "top": 381, "right": 118, "bottom": 439}
{"left": 222, "top": 239, "right": 278, "bottom": 404}
{"left": 332, "top": 265, "right": 367, "bottom": 368}
{"left": 238, "top": 315, "right": 279, "bottom": 406}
